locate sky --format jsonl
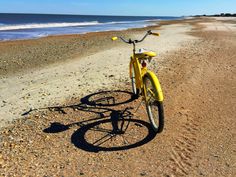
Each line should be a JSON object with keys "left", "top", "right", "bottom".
{"left": 0, "top": 0, "right": 235, "bottom": 16}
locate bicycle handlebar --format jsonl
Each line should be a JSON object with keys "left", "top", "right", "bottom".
{"left": 112, "top": 30, "right": 159, "bottom": 44}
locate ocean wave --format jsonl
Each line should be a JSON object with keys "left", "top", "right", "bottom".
{"left": 105, "top": 19, "right": 159, "bottom": 25}
{"left": 0, "top": 19, "right": 159, "bottom": 31}
{"left": 0, "top": 21, "right": 100, "bottom": 31}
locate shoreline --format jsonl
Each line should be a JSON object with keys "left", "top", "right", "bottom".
{"left": 0, "top": 18, "right": 194, "bottom": 77}
{"left": 0, "top": 14, "right": 183, "bottom": 42}
{"left": 0, "top": 16, "right": 189, "bottom": 43}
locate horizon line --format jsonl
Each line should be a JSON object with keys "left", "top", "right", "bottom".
{"left": 0, "top": 12, "right": 184, "bottom": 17}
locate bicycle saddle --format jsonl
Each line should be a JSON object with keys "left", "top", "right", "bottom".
{"left": 135, "top": 48, "right": 156, "bottom": 59}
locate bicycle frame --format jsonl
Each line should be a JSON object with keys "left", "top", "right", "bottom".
{"left": 129, "top": 56, "right": 146, "bottom": 89}
{"left": 112, "top": 30, "right": 165, "bottom": 133}
{"left": 129, "top": 55, "right": 164, "bottom": 101}
{"left": 112, "top": 30, "right": 163, "bottom": 101}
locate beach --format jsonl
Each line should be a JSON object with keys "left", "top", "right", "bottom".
{"left": 0, "top": 17, "right": 236, "bottom": 176}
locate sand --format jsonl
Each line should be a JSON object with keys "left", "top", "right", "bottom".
{"left": 0, "top": 17, "right": 236, "bottom": 176}
{"left": 0, "top": 23, "right": 196, "bottom": 127}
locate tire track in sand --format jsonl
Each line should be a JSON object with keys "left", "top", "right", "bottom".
{"left": 167, "top": 114, "right": 201, "bottom": 176}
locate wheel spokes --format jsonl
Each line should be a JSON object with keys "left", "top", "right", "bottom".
{"left": 147, "top": 88, "right": 155, "bottom": 98}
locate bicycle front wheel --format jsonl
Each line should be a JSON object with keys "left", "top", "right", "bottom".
{"left": 143, "top": 73, "right": 164, "bottom": 133}
{"left": 130, "top": 62, "right": 140, "bottom": 96}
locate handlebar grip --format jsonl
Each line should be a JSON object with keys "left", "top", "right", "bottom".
{"left": 111, "top": 37, "right": 118, "bottom": 41}
{"left": 151, "top": 32, "right": 160, "bottom": 36}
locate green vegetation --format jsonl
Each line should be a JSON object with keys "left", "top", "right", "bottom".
{"left": 195, "top": 13, "right": 236, "bottom": 17}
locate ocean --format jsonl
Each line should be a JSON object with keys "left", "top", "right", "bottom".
{"left": 0, "top": 13, "right": 180, "bottom": 41}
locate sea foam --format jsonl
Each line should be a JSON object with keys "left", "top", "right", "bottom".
{"left": 0, "top": 21, "right": 99, "bottom": 31}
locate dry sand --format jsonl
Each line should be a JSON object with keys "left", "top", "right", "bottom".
{"left": 0, "top": 17, "right": 236, "bottom": 176}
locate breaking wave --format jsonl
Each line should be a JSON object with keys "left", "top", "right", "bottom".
{"left": 0, "top": 21, "right": 100, "bottom": 31}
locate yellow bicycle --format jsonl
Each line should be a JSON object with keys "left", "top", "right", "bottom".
{"left": 112, "top": 30, "right": 164, "bottom": 133}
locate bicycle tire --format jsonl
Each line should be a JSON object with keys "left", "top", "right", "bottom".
{"left": 143, "top": 73, "right": 164, "bottom": 133}
{"left": 130, "top": 62, "right": 140, "bottom": 96}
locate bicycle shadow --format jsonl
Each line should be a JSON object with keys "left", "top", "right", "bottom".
{"left": 39, "top": 90, "right": 157, "bottom": 152}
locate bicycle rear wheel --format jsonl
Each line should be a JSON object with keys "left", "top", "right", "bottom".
{"left": 143, "top": 73, "right": 164, "bottom": 133}
{"left": 130, "top": 63, "right": 140, "bottom": 96}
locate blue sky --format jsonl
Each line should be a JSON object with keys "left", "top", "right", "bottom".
{"left": 0, "top": 0, "right": 235, "bottom": 16}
